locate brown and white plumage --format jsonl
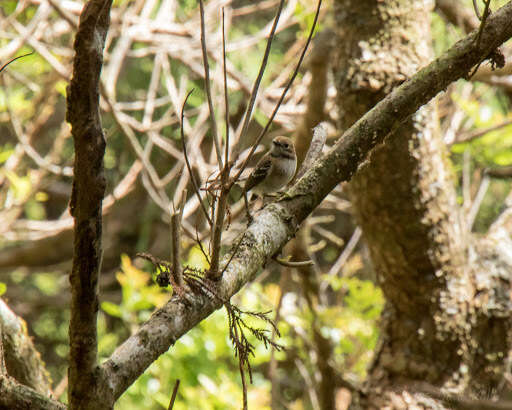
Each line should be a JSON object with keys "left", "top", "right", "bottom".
{"left": 243, "top": 136, "right": 296, "bottom": 221}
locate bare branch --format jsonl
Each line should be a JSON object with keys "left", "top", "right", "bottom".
{"left": 273, "top": 256, "right": 314, "bottom": 267}
{"left": 198, "top": 0, "right": 223, "bottom": 170}
{"left": 0, "top": 325, "right": 5, "bottom": 376}
{"left": 167, "top": 379, "right": 180, "bottom": 410}
{"left": 295, "top": 122, "right": 327, "bottom": 180}
{"left": 170, "top": 191, "right": 187, "bottom": 287}
{"left": 180, "top": 90, "right": 213, "bottom": 227}
{"left": 467, "top": 174, "right": 490, "bottom": 231}
{"left": 452, "top": 118, "right": 512, "bottom": 145}
{"left": 222, "top": 7, "right": 230, "bottom": 167}
{"left": 0, "top": 51, "right": 33, "bottom": 73}
{"left": 475, "top": 0, "right": 492, "bottom": 47}
{"left": 208, "top": 169, "right": 230, "bottom": 279}
{"left": 231, "top": 0, "right": 322, "bottom": 188}
{"left": 320, "top": 227, "right": 363, "bottom": 294}
{"left": 236, "top": 0, "right": 285, "bottom": 143}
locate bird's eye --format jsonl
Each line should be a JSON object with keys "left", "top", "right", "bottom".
{"left": 283, "top": 143, "right": 289, "bottom": 148}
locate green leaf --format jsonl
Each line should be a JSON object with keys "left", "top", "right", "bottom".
{"left": 101, "top": 301, "right": 122, "bottom": 318}
{"left": 131, "top": 300, "right": 153, "bottom": 311}
{"left": 0, "top": 282, "right": 6, "bottom": 296}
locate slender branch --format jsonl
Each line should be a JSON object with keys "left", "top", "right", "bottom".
{"left": 209, "top": 8, "right": 233, "bottom": 280}
{"left": 320, "top": 227, "right": 363, "bottom": 294}
{"left": 97, "top": 3, "right": 512, "bottom": 404}
{"left": 219, "top": 231, "right": 246, "bottom": 277}
{"left": 0, "top": 52, "right": 34, "bottom": 73}
{"left": 208, "top": 170, "right": 229, "bottom": 279}
{"left": 467, "top": 174, "right": 490, "bottom": 231}
{"left": 170, "top": 193, "right": 186, "bottom": 287}
{"left": 232, "top": 318, "right": 248, "bottom": 410}
{"left": 0, "top": 323, "right": 5, "bottom": 376}
{"left": 230, "top": 0, "right": 322, "bottom": 188}
{"left": 236, "top": 0, "right": 285, "bottom": 143}
{"left": 473, "top": 0, "right": 483, "bottom": 20}
{"left": 180, "top": 90, "right": 213, "bottom": 227}
{"left": 475, "top": 0, "right": 492, "bottom": 47}
{"left": 452, "top": 118, "right": 512, "bottom": 145}
{"left": 295, "top": 122, "right": 327, "bottom": 180}
{"left": 273, "top": 256, "right": 314, "bottom": 267}
{"left": 222, "top": 7, "right": 230, "bottom": 167}
{"left": 485, "top": 165, "right": 512, "bottom": 178}
{"left": 198, "top": 0, "right": 223, "bottom": 170}
{"left": 168, "top": 379, "right": 180, "bottom": 410}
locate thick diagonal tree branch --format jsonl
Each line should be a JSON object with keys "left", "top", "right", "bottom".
{"left": 66, "top": 0, "right": 113, "bottom": 408}
{"left": 90, "top": 2, "right": 512, "bottom": 405}
{"left": 0, "top": 376, "right": 66, "bottom": 410}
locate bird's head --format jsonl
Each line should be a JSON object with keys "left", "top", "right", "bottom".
{"left": 271, "top": 136, "right": 295, "bottom": 158}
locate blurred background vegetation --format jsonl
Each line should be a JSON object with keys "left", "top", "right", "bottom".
{"left": 1, "top": 0, "right": 511, "bottom": 408}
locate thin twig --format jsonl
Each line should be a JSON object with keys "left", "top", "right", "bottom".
{"left": 295, "top": 122, "right": 327, "bottom": 180}
{"left": 208, "top": 12, "right": 234, "bottom": 279}
{"left": 273, "top": 256, "right": 314, "bottom": 267}
{"left": 0, "top": 325, "right": 6, "bottom": 376}
{"left": 180, "top": 89, "right": 213, "bottom": 227}
{"left": 233, "top": 320, "right": 248, "bottom": 410}
{"left": 168, "top": 379, "right": 180, "bottom": 410}
{"left": 0, "top": 52, "right": 34, "bottom": 73}
{"left": 236, "top": 0, "right": 286, "bottom": 143}
{"left": 170, "top": 191, "right": 186, "bottom": 287}
{"left": 219, "top": 231, "right": 247, "bottom": 277}
{"left": 194, "top": 223, "right": 211, "bottom": 264}
{"left": 222, "top": 7, "right": 230, "bottom": 168}
{"left": 485, "top": 166, "right": 512, "bottom": 178}
{"left": 230, "top": 0, "right": 323, "bottom": 188}
{"left": 198, "top": 0, "right": 223, "bottom": 170}
{"left": 467, "top": 174, "right": 490, "bottom": 231}
{"left": 294, "top": 358, "right": 321, "bottom": 410}
{"left": 475, "top": 0, "right": 492, "bottom": 47}
{"left": 463, "top": 149, "right": 472, "bottom": 214}
{"left": 467, "top": 0, "right": 493, "bottom": 78}
{"left": 473, "top": 0, "right": 483, "bottom": 20}
{"left": 453, "top": 118, "right": 512, "bottom": 145}
{"left": 320, "top": 227, "right": 363, "bottom": 294}
{"left": 53, "top": 375, "right": 68, "bottom": 399}
{"left": 208, "top": 170, "right": 229, "bottom": 279}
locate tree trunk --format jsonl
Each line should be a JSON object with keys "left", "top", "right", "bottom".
{"left": 334, "top": 0, "right": 512, "bottom": 408}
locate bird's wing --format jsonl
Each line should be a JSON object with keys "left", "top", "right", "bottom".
{"left": 244, "top": 155, "right": 272, "bottom": 192}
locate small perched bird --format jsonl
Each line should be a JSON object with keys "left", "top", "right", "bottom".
{"left": 243, "top": 136, "right": 297, "bottom": 221}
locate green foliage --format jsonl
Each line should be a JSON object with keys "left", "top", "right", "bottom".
{"left": 101, "top": 255, "right": 168, "bottom": 323}
{"left": 102, "top": 255, "right": 274, "bottom": 410}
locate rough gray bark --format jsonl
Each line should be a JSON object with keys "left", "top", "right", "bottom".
{"left": 334, "top": 0, "right": 512, "bottom": 408}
